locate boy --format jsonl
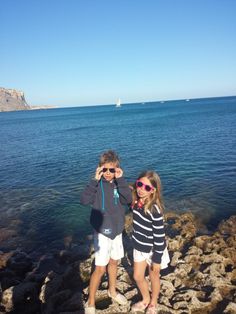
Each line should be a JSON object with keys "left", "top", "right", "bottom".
{"left": 80, "top": 150, "right": 132, "bottom": 314}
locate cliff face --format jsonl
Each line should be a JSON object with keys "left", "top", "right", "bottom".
{"left": 0, "top": 87, "right": 31, "bottom": 112}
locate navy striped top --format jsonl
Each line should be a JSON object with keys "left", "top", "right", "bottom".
{"left": 132, "top": 203, "right": 166, "bottom": 263}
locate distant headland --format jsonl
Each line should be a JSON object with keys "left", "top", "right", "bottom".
{"left": 0, "top": 87, "right": 56, "bottom": 112}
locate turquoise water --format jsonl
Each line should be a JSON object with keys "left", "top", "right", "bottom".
{"left": 0, "top": 96, "right": 236, "bottom": 252}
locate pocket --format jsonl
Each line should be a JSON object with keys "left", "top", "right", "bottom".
{"left": 100, "top": 214, "right": 113, "bottom": 236}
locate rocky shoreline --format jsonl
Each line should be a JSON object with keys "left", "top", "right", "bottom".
{"left": 0, "top": 212, "right": 235, "bottom": 314}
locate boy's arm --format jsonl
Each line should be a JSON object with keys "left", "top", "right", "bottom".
{"left": 150, "top": 210, "right": 166, "bottom": 264}
{"left": 80, "top": 179, "right": 98, "bottom": 205}
{"left": 116, "top": 177, "right": 132, "bottom": 205}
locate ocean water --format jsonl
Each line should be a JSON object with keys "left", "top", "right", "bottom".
{"left": 0, "top": 96, "right": 236, "bottom": 253}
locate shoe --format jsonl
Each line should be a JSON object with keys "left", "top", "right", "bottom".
{"left": 107, "top": 290, "right": 128, "bottom": 305}
{"left": 84, "top": 302, "right": 96, "bottom": 314}
{"left": 146, "top": 304, "right": 158, "bottom": 314}
{"left": 131, "top": 301, "right": 149, "bottom": 313}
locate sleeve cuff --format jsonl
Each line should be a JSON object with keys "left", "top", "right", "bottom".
{"left": 115, "top": 177, "right": 126, "bottom": 185}
{"left": 152, "top": 252, "right": 162, "bottom": 264}
{"left": 90, "top": 179, "right": 99, "bottom": 187}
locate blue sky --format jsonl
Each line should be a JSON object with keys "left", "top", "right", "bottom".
{"left": 1, "top": 0, "right": 236, "bottom": 107}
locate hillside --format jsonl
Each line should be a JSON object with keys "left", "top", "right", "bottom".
{"left": 0, "top": 87, "right": 30, "bottom": 112}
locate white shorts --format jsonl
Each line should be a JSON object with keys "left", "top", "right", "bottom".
{"left": 133, "top": 247, "right": 170, "bottom": 269}
{"left": 94, "top": 232, "right": 124, "bottom": 266}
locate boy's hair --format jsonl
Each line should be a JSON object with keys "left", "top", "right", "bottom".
{"left": 99, "top": 150, "right": 120, "bottom": 167}
{"left": 132, "top": 170, "right": 164, "bottom": 214}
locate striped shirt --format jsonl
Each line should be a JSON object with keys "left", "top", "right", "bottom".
{"left": 132, "top": 204, "right": 166, "bottom": 263}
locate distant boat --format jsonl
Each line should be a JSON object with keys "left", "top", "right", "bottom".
{"left": 160, "top": 101, "right": 165, "bottom": 104}
{"left": 116, "top": 98, "right": 121, "bottom": 108}
{"left": 186, "top": 99, "right": 190, "bottom": 102}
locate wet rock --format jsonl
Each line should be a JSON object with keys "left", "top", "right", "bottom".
{"left": 0, "top": 228, "right": 17, "bottom": 244}
{"left": 1, "top": 282, "right": 40, "bottom": 313}
{"left": 39, "top": 272, "right": 63, "bottom": 304}
{"left": 0, "top": 252, "right": 13, "bottom": 269}
{"left": 7, "top": 251, "right": 33, "bottom": 276}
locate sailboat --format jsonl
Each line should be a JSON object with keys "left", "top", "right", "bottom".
{"left": 116, "top": 98, "right": 121, "bottom": 108}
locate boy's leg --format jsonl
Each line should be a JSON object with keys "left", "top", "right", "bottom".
{"left": 87, "top": 265, "right": 106, "bottom": 306}
{"left": 107, "top": 258, "right": 118, "bottom": 296}
{"left": 148, "top": 264, "right": 160, "bottom": 306}
{"left": 87, "top": 233, "right": 110, "bottom": 307}
{"left": 133, "top": 260, "right": 150, "bottom": 304}
{"left": 107, "top": 234, "right": 127, "bottom": 305}
{"left": 108, "top": 233, "right": 124, "bottom": 295}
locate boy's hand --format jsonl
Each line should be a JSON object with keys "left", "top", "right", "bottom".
{"left": 115, "top": 167, "right": 123, "bottom": 179}
{"left": 95, "top": 166, "right": 103, "bottom": 180}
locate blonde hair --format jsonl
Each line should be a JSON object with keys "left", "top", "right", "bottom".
{"left": 132, "top": 170, "right": 164, "bottom": 214}
{"left": 99, "top": 150, "right": 120, "bottom": 167}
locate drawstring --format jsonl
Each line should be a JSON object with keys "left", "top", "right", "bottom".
{"left": 100, "top": 180, "right": 119, "bottom": 210}
{"left": 100, "top": 180, "right": 105, "bottom": 211}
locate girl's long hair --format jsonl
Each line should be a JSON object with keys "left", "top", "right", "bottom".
{"left": 132, "top": 170, "right": 164, "bottom": 214}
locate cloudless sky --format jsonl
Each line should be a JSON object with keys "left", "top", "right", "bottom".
{"left": 1, "top": 0, "right": 236, "bottom": 107}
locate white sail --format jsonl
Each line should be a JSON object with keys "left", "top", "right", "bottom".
{"left": 116, "top": 98, "right": 121, "bottom": 107}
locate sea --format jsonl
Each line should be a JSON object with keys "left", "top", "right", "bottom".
{"left": 0, "top": 96, "right": 236, "bottom": 253}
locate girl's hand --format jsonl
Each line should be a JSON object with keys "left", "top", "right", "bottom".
{"left": 95, "top": 166, "right": 103, "bottom": 180}
{"left": 150, "top": 262, "right": 161, "bottom": 273}
{"left": 115, "top": 167, "right": 123, "bottom": 179}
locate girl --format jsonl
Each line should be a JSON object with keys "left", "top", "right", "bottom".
{"left": 131, "top": 171, "right": 169, "bottom": 314}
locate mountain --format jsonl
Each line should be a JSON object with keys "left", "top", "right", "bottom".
{"left": 0, "top": 87, "right": 31, "bottom": 112}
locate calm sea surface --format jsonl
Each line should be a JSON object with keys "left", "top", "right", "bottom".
{"left": 0, "top": 96, "right": 236, "bottom": 253}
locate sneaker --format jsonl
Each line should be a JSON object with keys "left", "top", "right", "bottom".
{"left": 107, "top": 290, "right": 128, "bottom": 305}
{"left": 84, "top": 302, "right": 96, "bottom": 314}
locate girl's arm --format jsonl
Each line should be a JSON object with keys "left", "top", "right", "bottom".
{"left": 150, "top": 209, "right": 166, "bottom": 264}
{"left": 116, "top": 177, "right": 132, "bottom": 205}
{"left": 80, "top": 179, "right": 98, "bottom": 205}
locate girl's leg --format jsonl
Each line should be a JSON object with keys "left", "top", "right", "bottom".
{"left": 148, "top": 264, "right": 160, "bottom": 306}
{"left": 133, "top": 260, "right": 150, "bottom": 304}
{"left": 87, "top": 265, "right": 106, "bottom": 306}
{"left": 107, "top": 258, "right": 118, "bottom": 295}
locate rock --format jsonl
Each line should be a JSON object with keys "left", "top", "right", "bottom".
{"left": 1, "top": 213, "right": 236, "bottom": 314}
{"left": 1, "top": 282, "right": 40, "bottom": 313}
{"left": 0, "top": 228, "right": 17, "bottom": 245}
{"left": 39, "top": 272, "right": 63, "bottom": 304}
{"left": 41, "top": 289, "right": 72, "bottom": 314}
{"left": 160, "top": 280, "right": 175, "bottom": 298}
{"left": 0, "top": 87, "right": 30, "bottom": 112}
{"left": 33, "top": 254, "right": 67, "bottom": 276}
{"left": 221, "top": 248, "right": 236, "bottom": 264}
{"left": 218, "top": 216, "right": 236, "bottom": 235}
{"left": 0, "top": 252, "right": 13, "bottom": 270}
{"left": 7, "top": 251, "right": 33, "bottom": 276}
{"left": 1, "top": 286, "right": 14, "bottom": 312}
{"left": 57, "top": 292, "right": 84, "bottom": 312}
{"left": 223, "top": 302, "right": 236, "bottom": 314}
{"left": 170, "top": 251, "right": 183, "bottom": 267}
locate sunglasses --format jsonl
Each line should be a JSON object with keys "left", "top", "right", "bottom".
{"left": 136, "top": 180, "right": 154, "bottom": 192}
{"left": 102, "top": 168, "right": 116, "bottom": 173}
